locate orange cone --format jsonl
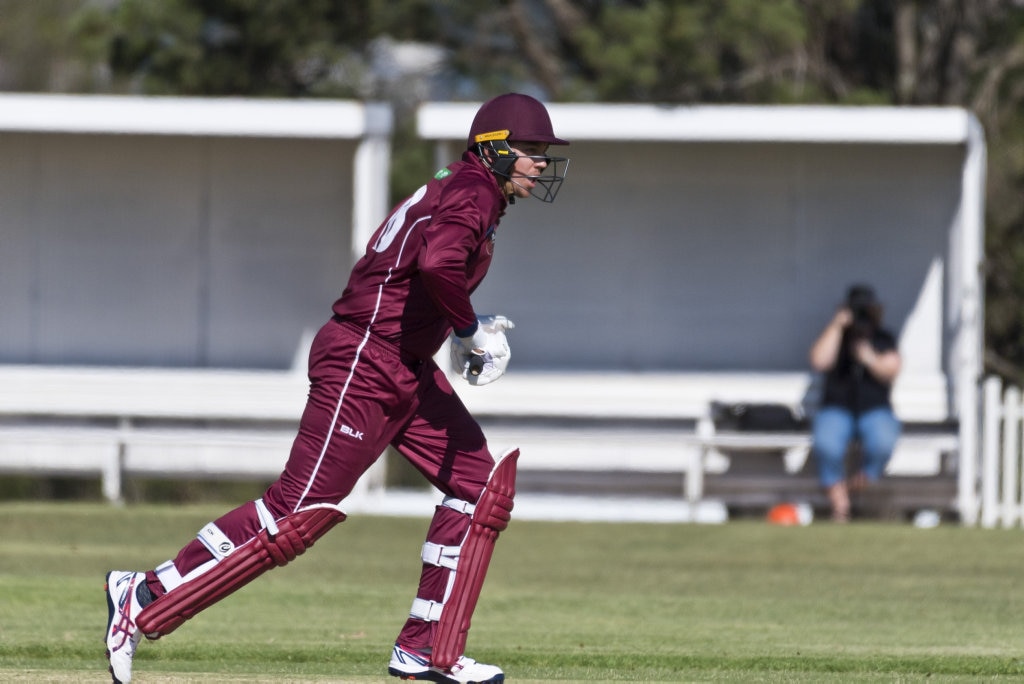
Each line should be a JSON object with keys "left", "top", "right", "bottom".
{"left": 766, "top": 502, "right": 809, "bottom": 526}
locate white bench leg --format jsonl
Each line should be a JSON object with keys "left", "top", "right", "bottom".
{"left": 686, "top": 447, "right": 704, "bottom": 503}
{"left": 101, "top": 445, "right": 123, "bottom": 504}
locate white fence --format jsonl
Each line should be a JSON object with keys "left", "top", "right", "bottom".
{"left": 979, "top": 376, "right": 1024, "bottom": 528}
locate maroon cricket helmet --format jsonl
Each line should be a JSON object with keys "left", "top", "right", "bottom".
{"left": 467, "top": 93, "right": 569, "bottom": 148}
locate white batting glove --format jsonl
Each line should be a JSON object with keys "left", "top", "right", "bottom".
{"left": 450, "top": 315, "right": 515, "bottom": 386}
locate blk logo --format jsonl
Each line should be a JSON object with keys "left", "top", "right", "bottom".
{"left": 340, "top": 424, "right": 364, "bottom": 440}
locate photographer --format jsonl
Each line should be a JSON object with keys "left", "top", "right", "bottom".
{"left": 808, "top": 284, "right": 902, "bottom": 522}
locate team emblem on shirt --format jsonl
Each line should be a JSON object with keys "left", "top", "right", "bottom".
{"left": 485, "top": 225, "right": 497, "bottom": 255}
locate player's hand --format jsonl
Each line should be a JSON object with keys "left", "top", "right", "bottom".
{"left": 450, "top": 315, "right": 514, "bottom": 386}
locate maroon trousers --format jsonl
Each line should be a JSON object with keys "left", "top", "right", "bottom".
{"left": 146, "top": 317, "right": 496, "bottom": 650}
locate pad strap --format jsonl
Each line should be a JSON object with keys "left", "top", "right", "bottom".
{"left": 409, "top": 597, "right": 444, "bottom": 622}
{"left": 155, "top": 498, "right": 278, "bottom": 593}
{"left": 422, "top": 541, "right": 460, "bottom": 570}
{"left": 197, "top": 522, "right": 235, "bottom": 560}
{"left": 442, "top": 496, "right": 476, "bottom": 516}
{"left": 254, "top": 497, "right": 279, "bottom": 535}
{"left": 154, "top": 560, "right": 183, "bottom": 592}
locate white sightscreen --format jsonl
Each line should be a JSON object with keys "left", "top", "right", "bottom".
{"left": 471, "top": 140, "right": 963, "bottom": 373}
{"left": 0, "top": 133, "right": 355, "bottom": 368}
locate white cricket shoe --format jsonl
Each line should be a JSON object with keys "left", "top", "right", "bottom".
{"left": 104, "top": 571, "right": 146, "bottom": 683}
{"left": 388, "top": 643, "right": 504, "bottom": 683}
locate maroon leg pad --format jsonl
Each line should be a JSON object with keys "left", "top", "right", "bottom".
{"left": 136, "top": 503, "right": 346, "bottom": 639}
{"left": 432, "top": 448, "right": 518, "bottom": 670}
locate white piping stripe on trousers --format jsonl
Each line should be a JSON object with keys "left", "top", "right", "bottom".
{"left": 294, "top": 328, "right": 371, "bottom": 512}
{"left": 294, "top": 214, "right": 430, "bottom": 512}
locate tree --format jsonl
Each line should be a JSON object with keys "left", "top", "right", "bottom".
{"left": 70, "top": 0, "right": 378, "bottom": 97}
{"left": 0, "top": 0, "right": 95, "bottom": 92}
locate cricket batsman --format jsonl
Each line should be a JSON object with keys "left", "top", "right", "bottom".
{"left": 103, "top": 92, "right": 570, "bottom": 683}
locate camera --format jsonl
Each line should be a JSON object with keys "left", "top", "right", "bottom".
{"left": 846, "top": 285, "right": 878, "bottom": 340}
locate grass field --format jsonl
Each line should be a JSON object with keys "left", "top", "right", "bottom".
{"left": 2, "top": 501, "right": 1024, "bottom": 682}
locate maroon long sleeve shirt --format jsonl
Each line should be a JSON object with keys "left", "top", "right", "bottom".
{"left": 332, "top": 151, "right": 507, "bottom": 361}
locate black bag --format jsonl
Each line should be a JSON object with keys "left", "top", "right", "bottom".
{"left": 710, "top": 401, "right": 807, "bottom": 432}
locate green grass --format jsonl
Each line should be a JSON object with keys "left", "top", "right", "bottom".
{"left": 2, "top": 502, "right": 1024, "bottom": 682}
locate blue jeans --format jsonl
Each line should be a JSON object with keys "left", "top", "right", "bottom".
{"left": 811, "top": 406, "right": 901, "bottom": 487}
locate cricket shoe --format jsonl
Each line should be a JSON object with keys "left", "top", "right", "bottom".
{"left": 104, "top": 571, "right": 149, "bottom": 683}
{"left": 388, "top": 643, "right": 504, "bottom": 683}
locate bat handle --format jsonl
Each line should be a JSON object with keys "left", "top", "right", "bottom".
{"left": 468, "top": 353, "right": 485, "bottom": 376}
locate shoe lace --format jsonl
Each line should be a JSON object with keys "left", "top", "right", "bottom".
{"left": 450, "top": 656, "right": 476, "bottom": 673}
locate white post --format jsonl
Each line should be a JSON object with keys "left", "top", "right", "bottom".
{"left": 1018, "top": 394, "right": 1024, "bottom": 527}
{"left": 1001, "top": 386, "right": 1021, "bottom": 527}
{"left": 688, "top": 416, "right": 713, "bottom": 503}
{"left": 103, "top": 419, "right": 130, "bottom": 505}
{"left": 980, "top": 377, "right": 1003, "bottom": 528}
{"left": 433, "top": 141, "right": 455, "bottom": 176}
{"left": 351, "top": 102, "right": 393, "bottom": 260}
{"left": 953, "top": 114, "right": 988, "bottom": 526}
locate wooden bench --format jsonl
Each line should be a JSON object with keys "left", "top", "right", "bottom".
{"left": 695, "top": 420, "right": 960, "bottom": 515}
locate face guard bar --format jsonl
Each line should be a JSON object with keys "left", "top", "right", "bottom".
{"left": 518, "top": 154, "right": 570, "bottom": 203}
{"left": 475, "top": 136, "right": 570, "bottom": 203}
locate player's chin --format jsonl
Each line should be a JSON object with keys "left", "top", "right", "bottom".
{"left": 513, "top": 179, "right": 535, "bottom": 197}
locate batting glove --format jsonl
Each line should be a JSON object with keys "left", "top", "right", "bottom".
{"left": 450, "top": 315, "right": 515, "bottom": 386}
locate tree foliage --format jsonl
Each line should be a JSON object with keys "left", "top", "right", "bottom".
{"left": 0, "top": 0, "right": 93, "bottom": 91}
{"left": 69, "top": 0, "right": 378, "bottom": 96}
{"left": 4, "top": 0, "right": 1024, "bottom": 379}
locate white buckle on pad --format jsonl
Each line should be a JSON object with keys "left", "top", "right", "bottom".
{"left": 421, "top": 541, "right": 460, "bottom": 570}
{"left": 409, "top": 597, "right": 444, "bottom": 622}
{"left": 154, "top": 560, "right": 183, "bottom": 592}
{"left": 197, "top": 522, "right": 235, "bottom": 561}
{"left": 254, "top": 498, "right": 279, "bottom": 536}
{"left": 442, "top": 496, "right": 475, "bottom": 516}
